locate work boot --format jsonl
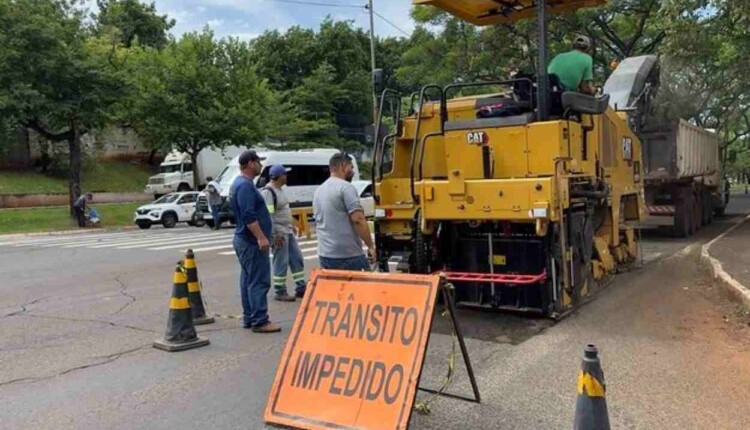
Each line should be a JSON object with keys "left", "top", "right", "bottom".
{"left": 252, "top": 322, "right": 281, "bottom": 333}
{"left": 274, "top": 294, "right": 296, "bottom": 302}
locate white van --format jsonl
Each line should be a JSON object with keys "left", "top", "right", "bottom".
{"left": 195, "top": 149, "right": 359, "bottom": 227}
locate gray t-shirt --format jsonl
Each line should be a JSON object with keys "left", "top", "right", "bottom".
{"left": 261, "top": 184, "right": 293, "bottom": 236}
{"left": 313, "top": 177, "right": 364, "bottom": 259}
{"left": 206, "top": 181, "right": 222, "bottom": 206}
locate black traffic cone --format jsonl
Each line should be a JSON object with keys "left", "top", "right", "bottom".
{"left": 573, "top": 344, "right": 610, "bottom": 430}
{"left": 153, "top": 264, "right": 210, "bottom": 352}
{"left": 184, "top": 249, "right": 215, "bottom": 325}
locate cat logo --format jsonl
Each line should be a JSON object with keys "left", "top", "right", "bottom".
{"left": 467, "top": 131, "right": 489, "bottom": 146}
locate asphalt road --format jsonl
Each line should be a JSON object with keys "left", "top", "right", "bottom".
{"left": 2, "top": 196, "right": 750, "bottom": 429}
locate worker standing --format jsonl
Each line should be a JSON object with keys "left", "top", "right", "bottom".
{"left": 205, "top": 176, "right": 222, "bottom": 230}
{"left": 313, "top": 153, "right": 375, "bottom": 271}
{"left": 229, "top": 150, "right": 280, "bottom": 333}
{"left": 261, "top": 165, "right": 307, "bottom": 302}
{"left": 548, "top": 35, "right": 596, "bottom": 95}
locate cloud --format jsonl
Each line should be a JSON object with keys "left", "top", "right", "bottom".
{"left": 207, "top": 19, "right": 225, "bottom": 28}
{"left": 149, "top": 0, "right": 414, "bottom": 41}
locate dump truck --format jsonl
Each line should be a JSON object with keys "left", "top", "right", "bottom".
{"left": 371, "top": 0, "right": 654, "bottom": 318}
{"left": 638, "top": 121, "right": 727, "bottom": 236}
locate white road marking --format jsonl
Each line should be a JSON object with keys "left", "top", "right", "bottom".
{"left": 147, "top": 237, "right": 234, "bottom": 251}
{"left": 56, "top": 234, "right": 176, "bottom": 248}
{"left": 106, "top": 233, "right": 228, "bottom": 249}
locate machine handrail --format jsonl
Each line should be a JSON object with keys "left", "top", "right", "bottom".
{"left": 373, "top": 89, "right": 401, "bottom": 204}
{"left": 410, "top": 85, "right": 443, "bottom": 204}
{"left": 418, "top": 132, "right": 443, "bottom": 183}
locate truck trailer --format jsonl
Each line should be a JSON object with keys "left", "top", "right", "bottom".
{"left": 640, "top": 120, "right": 727, "bottom": 237}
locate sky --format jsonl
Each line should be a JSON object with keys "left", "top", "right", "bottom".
{"left": 137, "top": 0, "right": 417, "bottom": 41}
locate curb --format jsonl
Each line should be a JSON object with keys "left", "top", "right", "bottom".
{"left": 701, "top": 213, "right": 750, "bottom": 310}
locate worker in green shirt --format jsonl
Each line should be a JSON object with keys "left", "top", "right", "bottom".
{"left": 548, "top": 35, "right": 596, "bottom": 95}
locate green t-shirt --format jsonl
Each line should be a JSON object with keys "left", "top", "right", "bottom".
{"left": 548, "top": 50, "right": 593, "bottom": 92}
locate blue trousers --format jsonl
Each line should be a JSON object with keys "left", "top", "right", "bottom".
{"left": 210, "top": 204, "right": 221, "bottom": 228}
{"left": 272, "top": 233, "right": 306, "bottom": 296}
{"left": 233, "top": 236, "right": 271, "bottom": 328}
{"left": 319, "top": 255, "right": 370, "bottom": 271}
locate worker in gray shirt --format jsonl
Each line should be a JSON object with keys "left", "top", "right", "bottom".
{"left": 313, "top": 152, "right": 375, "bottom": 271}
{"left": 205, "top": 176, "right": 223, "bottom": 230}
{"left": 261, "top": 165, "right": 306, "bottom": 301}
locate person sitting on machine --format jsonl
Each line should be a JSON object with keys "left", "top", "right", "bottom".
{"left": 548, "top": 35, "right": 596, "bottom": 95}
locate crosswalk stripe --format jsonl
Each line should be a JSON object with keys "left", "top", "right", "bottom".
{"left": 147, "top": 237, "right": 233, "bottom": 251}
{"left": 103, "top": 233, "right": 228, "bottom": 249}
{"left": 191, "top": 244, "right": 235, "bottom": 252}
{"left": 55, "top": 233, "right": 174, "bottom": 248}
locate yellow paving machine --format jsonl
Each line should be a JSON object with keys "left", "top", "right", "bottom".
{"left": 372, "top": 0, "right": 658, "bottom": 317}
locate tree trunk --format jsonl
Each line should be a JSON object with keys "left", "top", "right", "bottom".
{"left": 68, "top": 119, "right": 82, "bottom": 217}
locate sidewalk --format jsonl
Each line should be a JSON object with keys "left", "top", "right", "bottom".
{"left": 703, "top": 214, "right": 750, "bottom": 309}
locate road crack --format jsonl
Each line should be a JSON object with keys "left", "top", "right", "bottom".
{"left": 109, "top": 274, "right": 138, "bottom": 317}
{"left": 0, "top": 344, "right": 151, "bottom": 388}
{"left": 2, "top": 296, "right": 51, "bottom": 318}
{"left": 19, "top": 313, "right": 158, "bottom": 334}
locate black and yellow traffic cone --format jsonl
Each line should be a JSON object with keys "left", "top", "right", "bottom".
{"left": 574, "top": 344, "right": 610, "bottom": 430}
{"left": 153, "top": 264, "right": 210, "bottom": 352}
{"left": 184, "top": 249, "right": 215, "bottom": 325}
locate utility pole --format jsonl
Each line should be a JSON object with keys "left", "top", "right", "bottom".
{"left": 367, "top": 0, "right": 378, "bottom": 124}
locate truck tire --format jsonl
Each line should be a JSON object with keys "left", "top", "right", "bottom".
{"left": 692, "top": 189, "right": 701, "bottom": 233}
{"left": 413, "top": 213, "right": 431, "bottom": 274}
{"left": 674, "top": 197, "right": 691, "bottom": 238}
{"left": 162, "top": 212, "right": 178, "bottom": 229}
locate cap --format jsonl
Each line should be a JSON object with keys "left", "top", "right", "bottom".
{"left": 270, "top": 164, "right": 292, "bottom": 179}
{"left": 238, "top": 150, "right": 264, "bottom": 167}
{"left": 573, "top": 35, "right": 591, "bottom": 51}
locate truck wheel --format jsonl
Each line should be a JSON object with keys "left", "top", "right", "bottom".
{"left": 413, "top": 212, "right": 432, "bottom": 274}
{"left": 162, "top": 212, "right": 178, "bottom": 229}
{"left": 692, "top": 189, "right": 701, "bottom": 233}
{"left": 674, "top": 199, "right": 691, "bottom": 238}
{"left": 177, "top": 183, "right": 191, "bottom": 192}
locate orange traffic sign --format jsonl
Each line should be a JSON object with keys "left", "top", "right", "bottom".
{"left": 265, "top": 270, "right": 441, "bottom": 430}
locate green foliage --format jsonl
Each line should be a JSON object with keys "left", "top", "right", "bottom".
{"left": 0, "top": 0, "right": 127, "bottom": 211}
{"left": 0, "top": 161, "right": 151, "bottom": 194}
{"left": 126, "top": 29, "right": 276, "bottom": 185}
{"left": 0, "top": 202, "right": 141, "bottom": 234}
{"left": 94, "top": 0, "right": 175, "bottom": 48}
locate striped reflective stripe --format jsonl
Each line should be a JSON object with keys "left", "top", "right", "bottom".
{"left": 292, "top": 272, "right": 305, "bottom": 281}
{"left": 170, "top": 297, "right": 190, "bottom": 310}
{"left": 577, "top": 371, "right": 606, "bottom": 397}
{"left": 266, "top": 205, "right": 275, "bottom": 214}
{"left": 173, "top": 272, "right": 188, "bottom": 284}
{"left": 188, "top": 282, "right": 200, "bottom": 293}
{"left": 184, "top": 259, "right": 196, "bottom": 269}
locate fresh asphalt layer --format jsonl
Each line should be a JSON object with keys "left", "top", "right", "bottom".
{"left": 1, "top": 197, "right": 750, "bottom": 429}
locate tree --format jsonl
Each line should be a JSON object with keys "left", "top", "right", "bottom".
{"left": 94, "top": 0, "right": 174, "bottom": 49}
{"left": 0, "top": 0, "right": 125, "bottom": 213}
{"left": 127, "top": 29, "right": 276, "bottom": 188}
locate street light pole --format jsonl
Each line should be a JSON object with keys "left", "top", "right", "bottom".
{"left": 367, "top": 0, "right": 378, "bottom": 124}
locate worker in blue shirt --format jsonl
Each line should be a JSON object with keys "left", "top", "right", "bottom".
{"left": 230, "top": 150, "right": 279, "bottom": 333}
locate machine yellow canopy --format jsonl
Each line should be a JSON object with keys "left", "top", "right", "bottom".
{"left": 413, "top": 0, "right": 606, "bottom": 26}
